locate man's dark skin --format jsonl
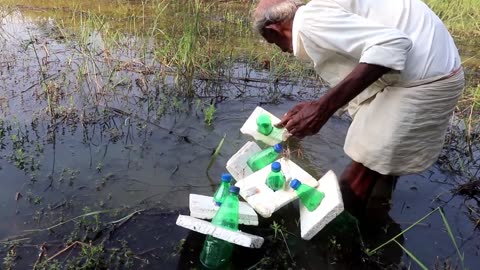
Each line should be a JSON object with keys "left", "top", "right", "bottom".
{"left": 261, "top": 14, "right": 393, "bottom": 214}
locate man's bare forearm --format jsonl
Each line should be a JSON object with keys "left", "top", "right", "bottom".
{"left": 275, "top": 63, "right": 391, "bottom": 138}
{"left": 320, "top": 63, "right": 391, "bottom": 114}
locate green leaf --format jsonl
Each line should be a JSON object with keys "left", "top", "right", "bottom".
{"left": 439, "top": 207, "right": 465, "bottom": 268}
{"left": 24, "top": 209, "right": 115, "bottom": 233}
{"left": 393, "top": 240, "right": 428, "bottom": 270}
{"left": 206, "top": 134, "right": 226, "bottom": 172}
{"left": 366, "top": 207, "right": 440, "bottom": 256}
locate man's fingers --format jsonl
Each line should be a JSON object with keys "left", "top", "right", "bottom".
{"left": 284, "top": 119, "right": 297, "bottom": 132}
{"left": 285, "top": 118, "right": 307, "bottom": 139}
{"left": 275, "top": 117, "right": 290, "bottom": 128}
{"left": 276, "top": 103, "right": 305, "bottom": 128}
{"left": 289, "top": 128, "right": 305, "bottom": 139}
{"left": 276, "top": 104, "right": 304, "bottom": 128}
{"left": 275, "top": 112, "right": 295, "bottom": 128}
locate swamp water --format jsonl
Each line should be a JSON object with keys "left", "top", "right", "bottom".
{"left": 0, "top": 2, "right": 479, "bottom": 269}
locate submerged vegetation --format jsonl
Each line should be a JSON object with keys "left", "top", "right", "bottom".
{"left": 0, "top": 0, "right": 478, "bottom": 269}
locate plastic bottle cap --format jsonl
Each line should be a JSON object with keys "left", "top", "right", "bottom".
{"left": 221, "top": 173, "right": 232, "bottom": 182}
{"left": 271, "top": 161, "right": 281, "bottom": 172}
{"left": 229, "top": 186, "right": 240, "bottom": 194}
{"left": 273, "top": 143, "right": 283, "bottom": 153}
{"left": 290, "top": 179, "right": 301, "bottom": 190}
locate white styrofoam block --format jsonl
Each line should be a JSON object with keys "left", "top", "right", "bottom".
{"left": 189, "top": 194, "right": 259, "bottom": 226}
{"left": 240, "top": 106, "right": 290, "bottom": 146}
{"left": 176, "top": 215, "right": 264, "bottom": 248}
{"left": 299, "top": 170, "right": 344, "bottom": 240}
{"left": 234, "top": 157, "right": 318, "bottom": 218}
{"left": 226, "top": 141, "right": 261, "bottom": 181}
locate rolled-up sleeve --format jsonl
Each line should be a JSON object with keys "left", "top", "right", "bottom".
{"left": 299, "top": 1, "right": 413, "bottom": 71}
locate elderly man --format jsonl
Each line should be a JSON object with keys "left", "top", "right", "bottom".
{"left": 253, "top": 0, "right": 464, "bottom": 214}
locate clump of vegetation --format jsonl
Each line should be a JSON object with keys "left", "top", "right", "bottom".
{"left": 247, "top": 220, "right": 297, "bottom": 269}
{"left": 203, "top": 103, "right": 216, "bottom": 126}
{"left": 425, "top": 0, "right": 480, "bottom": 36}
{"left": 35, "top": 241, "right": 137, "bottom": 270}
{"left": 3, "top": 246, "right": 17, "bottom": 270}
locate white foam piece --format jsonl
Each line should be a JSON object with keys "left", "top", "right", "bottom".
{"left": 176, "top": 215, "right": 264, "bottom": 248}
{"left": 240, "top": 106, "right": 290, "bottom": 146}
{"left": 234, "top": 157, "right": 318, "bottom": 218}
{"left": 226, "top": 141, "right": 261, "bottom": 181}
{"left": 299, "top": 170, "right": 344, "bottom": 240}
{"left": 189, "top": 194, "right": 259, "bottom": 226}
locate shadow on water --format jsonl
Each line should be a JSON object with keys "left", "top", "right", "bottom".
{"left": 0, "top": 3, "right": 478, "bottom": 270}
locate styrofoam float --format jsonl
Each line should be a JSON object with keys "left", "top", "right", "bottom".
{"left": 189, "top": 194, "right": 259, "bottom": 226}
{"left": 176, "top": 215, "right": 264, "bottom": 248}
{"left": 226, "top": 141, "right": 261, "bottom": 181}
{"left": 240, "top": 106, "right": 290, "bottom": 146}
{"left": 234, "top": 157, "right": 318, "bottom": 218}
{"left": 176, "top": 104, "right": 345, "bottom": 247}
{"left": 299, "top": 170, "right": 344, "bottom": 240}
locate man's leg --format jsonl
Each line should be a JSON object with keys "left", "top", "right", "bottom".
{"left": 339, "top": 161, "right": 392, "bottom": 217}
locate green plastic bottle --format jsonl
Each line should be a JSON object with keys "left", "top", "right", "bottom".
{"left": 246, "top": 143, "right": 283, "bottom": 172}
{"left": 213, "top": 173, "right": 232, "bottom": 206}
{"left": 256, "top": 113, "right": 273, "bottom": 135}
{"left": 200, "top": 186, "right": 240, "bottom": 269}
{"left": 265, "top": 162, "right": 285, "bottom": 191}
{"left": 211, "top": 186, "right": 240, "bottom": 230}
{"left": 199, "top": 236, "right": 233, "bottom": 269}
{"left": 290, "top": 179, "right": 325, "bottom": 211}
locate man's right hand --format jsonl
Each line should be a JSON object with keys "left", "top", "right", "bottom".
{"left": 275, "top": 99, "right": 333, "bottom": 139}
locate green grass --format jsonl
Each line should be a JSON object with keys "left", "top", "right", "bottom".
{"left": 366, "top": 207, "right": 466, "bottom": 269}
{"left": 206, "top": 133, "right": 225, "bottom": 173}
{"left": 421, "top": 0, "right": 480, "bottom": 152}
{"left": 463, "top": 84, "right": 480, "bottom": 139}
{"left": 203, "top": 103, "right": 216, "bottom": 126}
{"left": 1, "top": 0, "right": 309, "bottom": 85}
{"left": 425, "top": 0, "right": 480, "bottom": 36}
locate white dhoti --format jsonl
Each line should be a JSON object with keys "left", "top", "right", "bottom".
{"left": 344, "top": 68, "right": 465, "bottom": 175}
{"left": 290, "top": 0, "right": 464, "bottom": 175}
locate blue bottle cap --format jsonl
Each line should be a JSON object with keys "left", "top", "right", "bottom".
{"left": 229, "top": 186, "right": 240, "bottom": 194}
{"left": 273, "top": 143, "right": 283, "bottom": 153}
{"left": 290, "top": 179, "right": 301, "bottom": 190}
{"left": 271, "top": 161, "right": 281, "bottom": 172}
{"left": 221, "top": 173, "right": 232, "bottom": 182}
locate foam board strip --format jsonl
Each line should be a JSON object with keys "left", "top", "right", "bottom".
{"left": 299, "top": 170, "right": 344, "bottom": 240}
{"left": 176, "top": 215, "right": 264, "bottom": 248}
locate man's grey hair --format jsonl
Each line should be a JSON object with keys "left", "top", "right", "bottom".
{"left": 253, "top": 0, "right": 304, "bottom": 35}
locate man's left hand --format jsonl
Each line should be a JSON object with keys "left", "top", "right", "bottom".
{"left": 275, "top": 100, "right": 333, "bottom": 139}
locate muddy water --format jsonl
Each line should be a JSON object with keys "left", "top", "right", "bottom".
{"left": 0, "top": 4, "right": 479, "bottom": 270}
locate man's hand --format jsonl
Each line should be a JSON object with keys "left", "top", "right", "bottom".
{"left": 276, "top": 100, "right": 333, "bottom": 139}
{"left": 276, "top": 63, "right": 391, "bottom": 139}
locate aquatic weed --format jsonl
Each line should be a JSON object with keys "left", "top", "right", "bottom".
{"left": 366, "top": 207, "right": 466, "bottom": 269}
{"left": 2, "top": 246, "right": 17, "bottom": 270}
{"left": 203, "top": 103, "right": 216, "bottom": 126}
